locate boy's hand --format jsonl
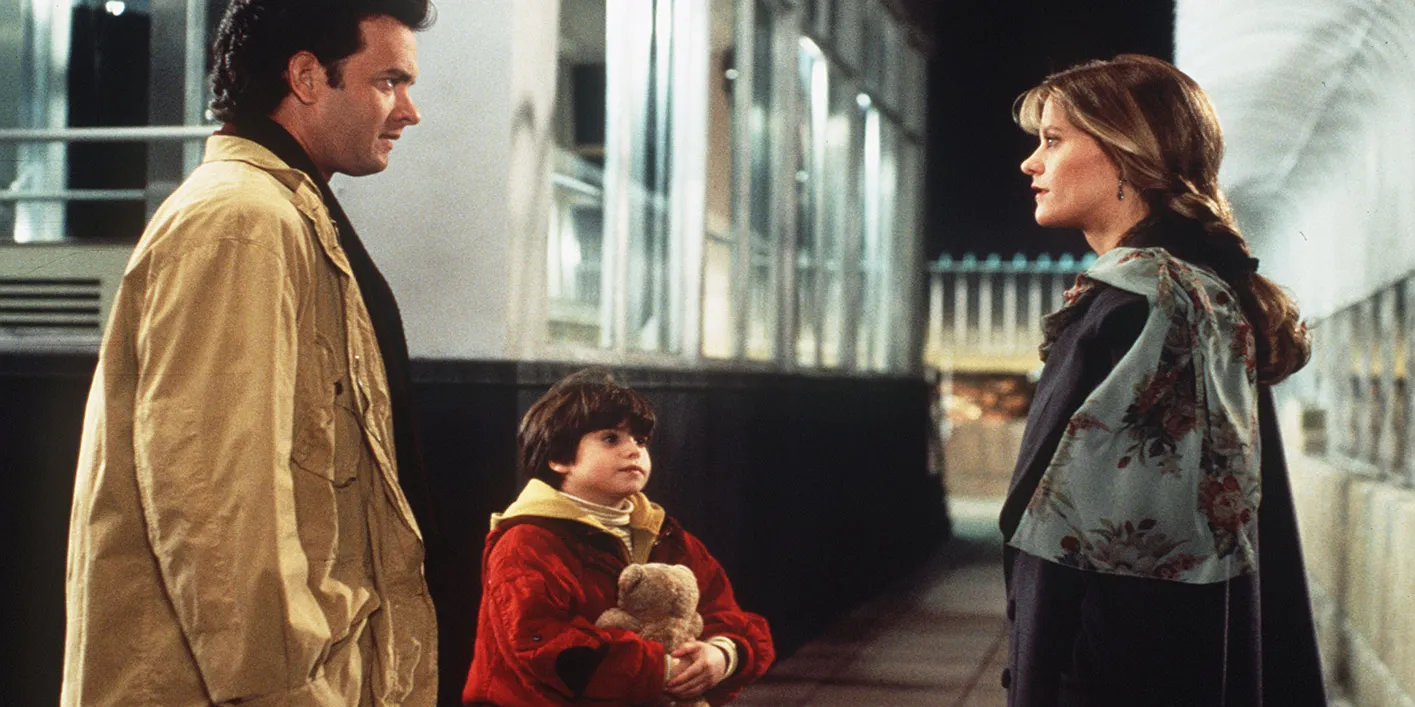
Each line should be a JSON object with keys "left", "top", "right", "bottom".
{"left": 665, "top": 641, "right": 727, "bottom": 699}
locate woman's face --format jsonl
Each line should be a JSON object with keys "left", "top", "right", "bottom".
{"left": 1020, "top": 98, "right": 1123, "bottom": 232}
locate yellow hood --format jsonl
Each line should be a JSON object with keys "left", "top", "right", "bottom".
{"left": 491, "top": 479, "right": 666, "bottom": 541}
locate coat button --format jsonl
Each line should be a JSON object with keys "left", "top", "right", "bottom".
{"left": 1001, "top": 668, "right": 1011, "bottom": 689}
{"left": 532, "top": 635, "right": 541, "bottom": 642}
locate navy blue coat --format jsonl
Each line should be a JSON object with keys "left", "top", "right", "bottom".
{"left": 999, "top": 229, "right": 1327, "bottom": 706}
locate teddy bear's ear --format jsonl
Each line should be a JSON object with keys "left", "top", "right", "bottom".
{"left": 620, "top": 563, "right": 646, "bottom": 593}
{"left": 670, "top": 564, "right": 695, "bottom": 584}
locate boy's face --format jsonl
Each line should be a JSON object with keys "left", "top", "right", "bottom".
{"left": 549, "top": 425, "right": 652, "bottom": 506}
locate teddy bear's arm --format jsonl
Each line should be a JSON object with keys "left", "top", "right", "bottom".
{"left": 595, "top": 608, "right": 643, "bottom": 633}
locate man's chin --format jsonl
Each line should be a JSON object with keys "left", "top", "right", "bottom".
{"left": 339, "top": 160, "right": 390, "bottom": 178}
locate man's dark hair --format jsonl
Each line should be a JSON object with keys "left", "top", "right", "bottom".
{"left": 518, "top": 369, "right": 657, "bottom": 489}
{"left": 209, "top": 0, "right": 434, "bottom": 123}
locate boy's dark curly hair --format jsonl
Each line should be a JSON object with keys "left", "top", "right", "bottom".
{"left": 518, "top": 369, "right": 657, "bottom": 489}
{"left": 209, "top": 0, "right": 434, "bottom": 123}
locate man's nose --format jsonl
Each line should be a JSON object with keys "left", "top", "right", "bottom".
{"left": 397, "top": 90, "right": 421, "bottom": 126}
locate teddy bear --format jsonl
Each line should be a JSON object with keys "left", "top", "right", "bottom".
{"left": 596, "top": 562, "right": 709, "bottom": 707}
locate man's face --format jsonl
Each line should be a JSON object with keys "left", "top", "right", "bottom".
{"left": 308, "top": 15, "right": 420, "bottom": 178}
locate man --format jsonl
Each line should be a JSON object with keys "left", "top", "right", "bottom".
{"left": 62, "top": 1, "right": 438, "bottom": 704}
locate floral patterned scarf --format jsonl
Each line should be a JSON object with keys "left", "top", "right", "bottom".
{"left": 1010, "top": 246, "right": 1261, "bottom": 584}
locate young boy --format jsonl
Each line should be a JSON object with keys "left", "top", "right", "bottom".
{"left": 462, "top": 369, "right": 774, "bottom": 706}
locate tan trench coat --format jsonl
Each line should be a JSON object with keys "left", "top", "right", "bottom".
{"left": 62, "top": 136, "right": 437, "bottom": 706}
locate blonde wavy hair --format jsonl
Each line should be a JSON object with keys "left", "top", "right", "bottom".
{"left": 1015, "top": 54, "right": 1310, "bottom": 384}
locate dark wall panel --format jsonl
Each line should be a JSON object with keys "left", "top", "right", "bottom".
{"left": 3, "top": 355, "right": 948, "bottom": 706}
{"left": 1, "top": 354, "right": 99, "bottom": 707}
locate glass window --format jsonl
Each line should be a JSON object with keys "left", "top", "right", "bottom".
{"left": 548, "top": 0, "right": 608, "bottom": 346}
{"left": 700, "top": 0, "right": 738, "bottom": 359}
{"left": 1, "top": 0, "right": 224, "bottom": 243}
{"left": 794, "top": 37, "right": 829, "bottom": 367}
{"left": 890, "top": 133, "right": 924, "bottom": 372}
{"left": 744, "top": 0, "right": 778, "bottom": 361}
{"left": 857, "top": 106, "right": 900, "bottom": 371}
{"left": 859, "top": 3, "right": 884, "bottom": 99}
{"left": 551, "top": 0, "right": 710, "bottom": 356}
{"left": 904, "top": 45, "right": 927, "bottom": 136}
{"left": 819, "top": 74, "right": 860, "bottom": 369}
{"left": 832, "top": 0, "right": 861, "bottom": 74}
{"left": 614, "top": 0, "right": 674, "bottom": 353}
{"left": 805, "top": 0, "right": 832, "bottom": 42}
{"left": 881, "top": 13, "right": 902, "bottom": 116}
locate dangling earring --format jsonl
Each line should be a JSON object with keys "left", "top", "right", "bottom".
{"left": 1117, "top": 179, "right": 1126, "bottom": 201}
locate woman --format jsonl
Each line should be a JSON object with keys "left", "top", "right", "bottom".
{"left": 1000, "top": 55, "right": 1326, "bottom": 706}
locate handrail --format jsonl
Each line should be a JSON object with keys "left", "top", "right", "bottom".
{"left": 0, "top": 125, "right": 217, "bottom": 142}
{"left": 551, "top": 172, "right": 604, "bottom": 198}
{"left": 0, "top": 189, "right": 145, "bottom": 202}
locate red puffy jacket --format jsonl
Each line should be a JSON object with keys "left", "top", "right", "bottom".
{"left": 463, "top": 481, "right": 774, "bottom": 706}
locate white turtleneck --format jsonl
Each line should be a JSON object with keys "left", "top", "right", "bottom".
{"left": 559, "top": 491, "right": 636, "bottom": 555}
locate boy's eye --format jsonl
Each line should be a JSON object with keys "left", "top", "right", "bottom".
{"left": 602, "top": 432, "right": 619, "bottom": 444}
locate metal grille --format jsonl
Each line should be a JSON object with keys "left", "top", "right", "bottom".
{"left": 0, "top": 277, "right": 104, "bottom": 334}
{"left": 0, "top": 243, "right": 131, "bottom": 351}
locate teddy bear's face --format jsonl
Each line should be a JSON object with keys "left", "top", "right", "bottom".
{"left": 618, "top": 562, "right": 699, "bottom": 619}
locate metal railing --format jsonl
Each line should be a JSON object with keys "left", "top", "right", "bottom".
{"left": 924, "top": 252, "right": 1094, "bottom": 374}
{"left": 0, "top": 126, "right": 216, "bottom": 142}
{"left": 0, "top": 125, "right": 215, "bottom": 204}
{"left": 1294, "top": 274, "right": 1414, "bottom": 487}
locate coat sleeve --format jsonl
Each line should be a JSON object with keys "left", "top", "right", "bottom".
{"left": 132, "top": 205, "right": 339, "bottom": 705}
{"left": 673, "top": 530, "right": 776, "bottom": 705}
{"left": 482, "top": 524, "right": 669, "bottom": 704}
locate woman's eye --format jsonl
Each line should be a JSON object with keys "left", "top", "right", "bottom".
{"left": 1044, "top": 136, "right": 1059, "bottom": 147}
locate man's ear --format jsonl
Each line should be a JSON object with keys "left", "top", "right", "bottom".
{"left": 286, "top": 51, "right": 325, "bottom": 104}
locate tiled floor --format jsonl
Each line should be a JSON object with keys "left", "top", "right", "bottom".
{"left": 734, "top": 497, "right": 1009, "bottom": 707}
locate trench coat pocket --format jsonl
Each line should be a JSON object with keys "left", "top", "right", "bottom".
{"left": 289, "top": 333, "right": 357, "bottom": 561}
{"left": 290, "top": 333, "right": 339, "bottom": 474}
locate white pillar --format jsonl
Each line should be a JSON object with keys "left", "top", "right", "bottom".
{"left": 978, "top": 272, "right": 993, "bottom": 351}
{"left": 1002, "top": 271, "right": 1018, "bottom": 354}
